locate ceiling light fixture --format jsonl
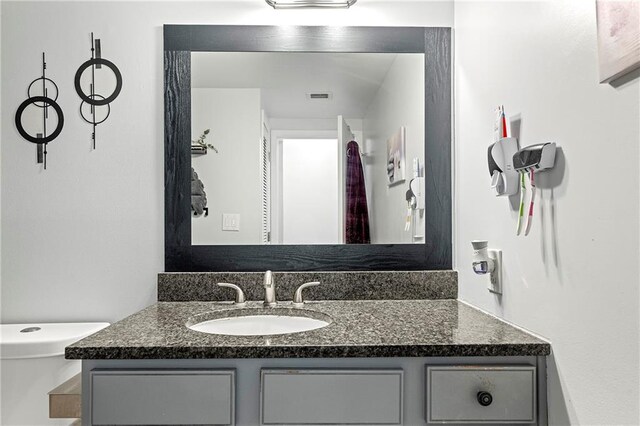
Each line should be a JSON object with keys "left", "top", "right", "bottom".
{"left": 266, "top": 0, "right": 357, "bottom": 9}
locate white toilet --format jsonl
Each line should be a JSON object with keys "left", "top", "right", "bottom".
{"left": 0, "top": 322, "right": 109, "bottom": 426}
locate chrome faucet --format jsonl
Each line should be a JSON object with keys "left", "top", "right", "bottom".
{"left": 263, "top": 270, "right": 276, "bottom": 307}
{"left": 292, "top": 281, "right": 320, "bottom": 307}
{"left": 217, "top": 282, "right": 246, "bottom": 307}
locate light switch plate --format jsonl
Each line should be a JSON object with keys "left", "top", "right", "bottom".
{"left": 222, "top": 213, "right": 240, "bottom": 231}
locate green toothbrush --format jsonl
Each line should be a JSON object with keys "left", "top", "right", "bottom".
{"left": 516, "top": 171, "right": 526, "bottom": 235}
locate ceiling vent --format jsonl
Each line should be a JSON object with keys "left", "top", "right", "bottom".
{"left": 306, "top": 92, "right": 333, "bottom": 100}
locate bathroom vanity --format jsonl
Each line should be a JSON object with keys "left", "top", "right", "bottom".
{"left": 66, "top": 23, "right": 547, "bottom": 426}
{"left": 67, "top": 271, "right": 550, "bottom": 425}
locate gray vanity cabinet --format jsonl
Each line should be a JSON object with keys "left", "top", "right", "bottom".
{"left": 260, "top": 369, "right": 404, "bottom": 425}
{"left": 83, "top": 357, "right": 545, "bottom": 425}
{"left": 425, "top": 365, "right": 537, "bottom": 424}
{"left": 89, "top": 369, "right": 235, "bottom": 425}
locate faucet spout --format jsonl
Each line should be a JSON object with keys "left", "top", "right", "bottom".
{"left": 263, "top": 270, "right": 276, "bottom": 307}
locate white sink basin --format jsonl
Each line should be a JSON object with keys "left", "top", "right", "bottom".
{"left": 188, "top": 310, "right": 330, "bottom": 336}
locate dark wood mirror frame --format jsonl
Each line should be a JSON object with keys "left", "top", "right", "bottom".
{"left": 164, "top": 25, "right": 451, "bottom": 272}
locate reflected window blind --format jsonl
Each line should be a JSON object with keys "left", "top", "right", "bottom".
{"left": 261, "top": 135, "right": 271, "bottom": 244}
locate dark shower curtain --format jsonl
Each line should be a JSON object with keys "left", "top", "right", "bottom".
{"left": 345, "top": 141, "right": 370, "bottom": 244}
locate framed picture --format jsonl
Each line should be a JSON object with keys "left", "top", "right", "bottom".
{"left": 386, "top": 127, "right": 406, "bottom": 186}
{"left": 596, "top": 0, "right": 640, "bottom": 83}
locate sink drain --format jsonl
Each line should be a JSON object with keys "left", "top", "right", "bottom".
{"left": 20, "top": 326, "right": 41, "bottom": 333}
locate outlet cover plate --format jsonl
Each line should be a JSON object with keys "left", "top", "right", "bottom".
{"left": 488, "top": 249, "right": 502, "bottom": 294}
{"left": 222, "top": 213, "right": 240, "bottom": 231}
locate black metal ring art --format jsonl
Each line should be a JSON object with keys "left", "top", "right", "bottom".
{"left": 27, "top": 77, "right": 59, "bottom": 107}
{"left": 14, "top": 53, "right": 63, "bottom": 170}
{"left": 15, "top": 96, "right": 64, "bottom": 143}
{"left": 74, "top": 33, "right": 122, "bottom": 148}
{"left": 74, "top": 58, "right": 122, "bottom": 106}
{"left": 80, "top": 94, "right": 111, "bottom": 125}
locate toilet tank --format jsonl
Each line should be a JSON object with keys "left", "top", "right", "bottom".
{"left": 0, "top": 322, "right": 109, "bottom": 426}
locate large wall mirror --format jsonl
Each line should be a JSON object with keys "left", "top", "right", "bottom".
{"left": 165, "top": 25, "right": 451, "bottom": 271}
{"left": 191, "top": 51, "right": 425, "bottom": 245}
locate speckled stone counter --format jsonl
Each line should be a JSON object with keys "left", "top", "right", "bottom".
{"left": 66, "top": 300, "right": 550, "bottom": 359}
{"left": 158, "top": 270, "right": 458, "bottom": 301}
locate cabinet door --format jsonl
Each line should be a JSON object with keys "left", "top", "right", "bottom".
{"left": 261, "top": 369, "right": 403, "bottom": 425}
{"left": 425, "top": 365, "right": 536, "bottom": 424}
{"left": 90, "top": 369, "right": 235, "bottom": 425}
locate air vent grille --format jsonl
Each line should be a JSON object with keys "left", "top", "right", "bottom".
{"left": 306, "top": 92, "right": 333, "bottom": 100}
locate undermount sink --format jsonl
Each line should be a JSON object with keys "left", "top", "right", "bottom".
{"left": 187, "top": 308, "right": 331, "bottom": 336}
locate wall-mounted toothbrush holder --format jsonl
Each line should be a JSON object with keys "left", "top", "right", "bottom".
{"left": 512, "top": 142, "right": 556, "bottom": 172}
{"left": 488, "top": 137, "right": 519, "bottom": 196}
{"left": 512, "top": 142, "right": 557, "bottom": 236}
{"left": 409, "top": 177, "right": 425, "bottom": 210}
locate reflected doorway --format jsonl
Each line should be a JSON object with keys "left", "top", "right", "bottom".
{"left": 277, "top": 138, "right": 341, "bottom": 244}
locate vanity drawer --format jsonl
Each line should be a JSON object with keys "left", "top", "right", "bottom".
{"left": 425, "top": 365, "right": 536, "bottom": 424}
{"left": 261, "top": 369, "right": 403, "bottom": 425}
{"left": 90, "top": 369, "right": 235, "bottom": 425}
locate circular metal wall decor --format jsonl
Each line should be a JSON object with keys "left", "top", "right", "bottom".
{"left": 74, "top": 33, "right": 122, "bottom": 149}
{"left": 27, "top": 78, "right": 58, "bottom": 105}
{"left": 74, "top": 58, "right": 122, "bottom": 106}
{"left": 15, "top": 96, "right": 64, "bottom": 143}
{"left": 14, "top": 53, "right": 64, "bottom": 170}
{"left": 79, "top": 94, "right": 110, "bottom": 125}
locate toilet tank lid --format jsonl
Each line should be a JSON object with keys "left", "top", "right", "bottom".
{"left": 0, "top": 322, "right": 110, "bottom": 359}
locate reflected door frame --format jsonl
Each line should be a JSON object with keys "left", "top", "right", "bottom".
{"left": 271, "top": 130, "right": 338, "bottom": 244}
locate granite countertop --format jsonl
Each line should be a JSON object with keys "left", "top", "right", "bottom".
{"left": 65, "top": 299, "right": 550, "bottom": 359}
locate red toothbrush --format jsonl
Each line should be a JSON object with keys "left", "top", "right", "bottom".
{"left": 501, "top": 105, "right": 508, "bottom": 138}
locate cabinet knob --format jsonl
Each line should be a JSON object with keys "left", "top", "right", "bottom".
{"left": 477, "top": 391, "right": 493, "bottom": 406}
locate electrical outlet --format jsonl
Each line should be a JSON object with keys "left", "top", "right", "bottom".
{"left": 487, "top": 249, "right": 502, "bottom": 294}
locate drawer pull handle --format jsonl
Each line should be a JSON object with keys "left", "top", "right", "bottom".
{"left": 477, "top": 391, "right": 493, "bottom": 407}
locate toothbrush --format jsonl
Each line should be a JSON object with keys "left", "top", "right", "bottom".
{"left": 494, "top": 106, "right": 502, "bottom": 142}
{"left": 524, "top": 169, "right": 536, "bottom": 236}
{"left": 516, "top": 171, "right": 526, "bottom": 235}
{"left": 501, "top": 105, "right": 508, "bottom": 138}
{"left": 405, "top": 204, "right": 412, "bottom": 232}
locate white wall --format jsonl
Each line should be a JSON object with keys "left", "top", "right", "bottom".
{"left": 454, "top": 1, "right": 640, "bottom": 425}
{"left": 363, "top": 54, "right": 425, "bottom": 243}
{"left": 270, "top": 118, "right": 362, "bottom": 133}
{"left": 0, "top": 1, "right": 453, "bottom": 324}
{"left": 191, "top": 88, "right": 262, "bottom": 245}
{"left": 0, "top": 1, "right": 3, "bottom": 314}
{"left": 269, "top": 118, "right": 363, "bottom": 152}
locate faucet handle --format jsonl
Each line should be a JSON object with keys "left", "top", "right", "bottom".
{"left": 292, "top": 281, "right": 320, "bottom": 306}
{"left": 264, "top": 270, "right": 274, "bottom": 287}
{"left": 217, "top": 283, "right": 246, "bottom": 306}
